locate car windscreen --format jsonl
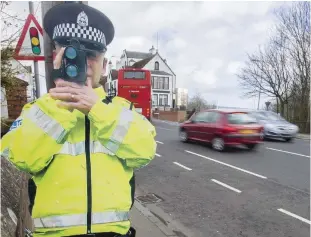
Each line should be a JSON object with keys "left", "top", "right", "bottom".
{"left": 252, "top": 111, "right": 285, "bottom": 121}
{"left": 227, "top": 113, "right": 257, "bottom": 125}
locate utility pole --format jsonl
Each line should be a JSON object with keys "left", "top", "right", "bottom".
{"left": 41, "top": 1, "right": 61, "bottom": 91}
{"left": 29, "top": 1, "right": 40, "bottom": 98}
{"left": 41, "top": 1, "right": 88, "bottom": 91}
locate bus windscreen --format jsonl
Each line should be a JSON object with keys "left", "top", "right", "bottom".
{"left": 123, "top": 71, "right": 146, "bottom": 79}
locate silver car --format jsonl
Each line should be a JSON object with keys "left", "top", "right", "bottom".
{"left": 248, "top": 110, "right": 299, "bottom": 142}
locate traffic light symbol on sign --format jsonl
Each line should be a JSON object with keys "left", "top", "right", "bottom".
{"left": 29, "top": 27, "right": 41, "bottom": 55}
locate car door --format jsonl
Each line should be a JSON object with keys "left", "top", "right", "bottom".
{"left": 188, "top": 111, "right": 209, "bottom": 140}
{"left": 203, "top": 111, "right": 222, "bottom": 142}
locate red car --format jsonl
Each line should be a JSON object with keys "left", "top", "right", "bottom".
{"left": 179, "top": 109, "right": 264, "bottom": 151}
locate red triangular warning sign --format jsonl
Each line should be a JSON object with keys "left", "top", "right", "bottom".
{"left": 14, "top": 14, "right": 45, "bottom": 61}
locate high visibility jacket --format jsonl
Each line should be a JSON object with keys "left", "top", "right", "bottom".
{"left": 1, "top": 87, "right": 157, "bottom": 237}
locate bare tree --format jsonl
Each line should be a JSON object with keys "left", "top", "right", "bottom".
{"left": 274, "top": 2, "right": 310, "bottom": 131}
{"left": 1, "top": 1, "right": 25, "bottom": 89}
{"left": 187, "top": 93, "right": 216, "bottom": 112}
{"left": 238, "top": 2, "right": 310, "bottom": 133}
{"left": 237, "top": 39, "right": 293, "bottom": 116}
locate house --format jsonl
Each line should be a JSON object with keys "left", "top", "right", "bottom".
{"left": 175, "top": 88, "right": 188, "bottom": 109}
{"left": 107, "top": 46, "right": 177, "bottom": 109}
{"left": 1, "top": 59, "right": 34, "bottom": 120}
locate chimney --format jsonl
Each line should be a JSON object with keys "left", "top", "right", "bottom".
{"left": 149, "top": 45, "right": 156, "bottom": 55}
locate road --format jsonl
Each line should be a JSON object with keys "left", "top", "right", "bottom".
{"left": 135, "top": 120, "right": 310, "bottom": 237}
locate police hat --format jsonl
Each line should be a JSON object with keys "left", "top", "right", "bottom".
{"left": 43, "top": 3, "right": 114, "bottom": 52}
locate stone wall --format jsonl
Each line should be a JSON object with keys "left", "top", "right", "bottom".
{"left": 1, "top": 158, "right": 33, "bottom": 237}
{"left": 152, "top": 110, "right": 187, "bottom": 123}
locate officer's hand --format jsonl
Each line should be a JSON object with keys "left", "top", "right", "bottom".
{"left": 49, "top": 79, "right": 99, "bottom": 115}
{"left": 53, "top": 47, "right": 65, "bottom": 71}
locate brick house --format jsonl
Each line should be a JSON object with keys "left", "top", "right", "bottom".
{"left": 1, "top": 60, "right": 32, "bottom": 136}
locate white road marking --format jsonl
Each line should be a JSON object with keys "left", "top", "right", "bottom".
{"left": 173, "top": 162, "right": 192, "bottom": 171}
{"left": 155, "top": 153, "right": 162, "bottom": 157}
{"left": 266, "top": 147, "right": 310, "bottom": 158}
{"left": 277, "top": 208, "right": 311, "bottom": 225}
{"left": 156, "top": 127, "right": 174, "bottom": 131}
{"left": 185, "top": 150, "right": 267, "bottom": 179}
{"left": 156, "top": 141, "right": 163, "bottom": 144}
{"left": 211, "top": 179, "right": 242, "bottom": 193}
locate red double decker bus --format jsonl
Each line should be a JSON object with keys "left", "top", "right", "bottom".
{"left": 117, "top": 68, "right": 152, "bottom": 121}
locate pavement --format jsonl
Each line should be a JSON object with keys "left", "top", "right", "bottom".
{"left": 131, "top": 119, "right": 310, "bottom": 237}
{"left": 130, "top": 203, "right": 170, "bottom": 237}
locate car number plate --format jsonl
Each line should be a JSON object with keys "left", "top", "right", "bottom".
{"left": 240, "top": 129, "right": 254, "bottom": 134}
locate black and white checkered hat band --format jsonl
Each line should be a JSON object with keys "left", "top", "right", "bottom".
{"left": 53, "top": 23, "right": 106, "bottom": 45}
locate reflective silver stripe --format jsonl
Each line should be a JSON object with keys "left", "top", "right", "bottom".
{"left": 106, "top": 108, "right": 134, "bottom": 153}
{"left": 26, "top": 105, "right": 67, "bottom": 143}
{"left": 91, "top": 140, "right": 114, "bottom": 155}
{"left": 34, "top": 211, "right": 129, "bottom": 228}
{"left": 58, "top": 141, "right": 114, "bottom": 156}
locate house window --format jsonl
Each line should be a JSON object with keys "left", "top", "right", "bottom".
{"left": 152, "top": 76, "right": 169, "bottom": 89}
{"left": 155, "top": 61, "right": 159, "bottom": 70}
{"left": 158, "top": 77, "right": 163, "bottom": 89}
{"left": 152, "top": 94, "right": 158, "bottom": 106}
{"left": 159, "top": 94, "right": 168, "bottom": 106}
{"left": 152, "top": 76, "right": 158, "bottom": 89}
{"left": 164, "top": 77, "right": 169, "bottom": 89}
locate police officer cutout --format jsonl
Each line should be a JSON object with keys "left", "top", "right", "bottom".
{"left": 1, "top": 3, "right": 156, "bottom": 237}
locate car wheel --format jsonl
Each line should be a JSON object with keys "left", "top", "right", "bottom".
{"left": 246, "top": 144, "right": 257, "bottom": 150}
{"left": 179, "top": 130, "right": 188, "bottom": 142}
{"left": 262, "top": 135, "right": 269, "bottom": 141}
{"left": 212, "top": 137, "right": 225, "bottom": 151}
{"left": 285, "top": 138, "right": 293, "bottom": 142}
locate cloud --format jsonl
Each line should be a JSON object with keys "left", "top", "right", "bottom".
{"left": 5, "top": 1, "right": 287, "bottom": 108}
{"left": 165, "top": 37, "right": 187, "bottom": 52}
{"left": 227, "top": 61, "right": 244, "bottom": 75}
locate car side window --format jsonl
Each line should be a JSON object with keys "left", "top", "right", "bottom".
{"left": 206, "top": 112, "right": 220, "bottom": 123}
{"left": 192, "top": 112, "right": 209, "bottom": 123}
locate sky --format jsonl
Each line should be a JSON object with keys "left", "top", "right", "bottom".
{"left": 3, "top": 0, "right": 289, "bottom": 109}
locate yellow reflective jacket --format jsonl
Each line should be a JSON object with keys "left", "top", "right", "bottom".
{"left": 1, "top": 87, "right": 157, "bottom": 237}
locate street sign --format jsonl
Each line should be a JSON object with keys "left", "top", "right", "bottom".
{"left": 14, "top": 14, "right": 45, "bottom": 61}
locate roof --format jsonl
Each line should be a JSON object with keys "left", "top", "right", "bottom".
{"left": 125, "top": 50, "right": 152, "bottom": 59}
{"left": 132, "top": 55, "right": 155, "bottom": 68}
{"left": 150, "top": 70, "right": 172, "bottom": 76}
{"left": 125, "top": 50, "right": 176, "bottom": 76}
{"left": 156, "top": 53, "right": 176, "bottom": 76}
{"left": 11, "top": 77, "right": 29, "bottom": 86}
